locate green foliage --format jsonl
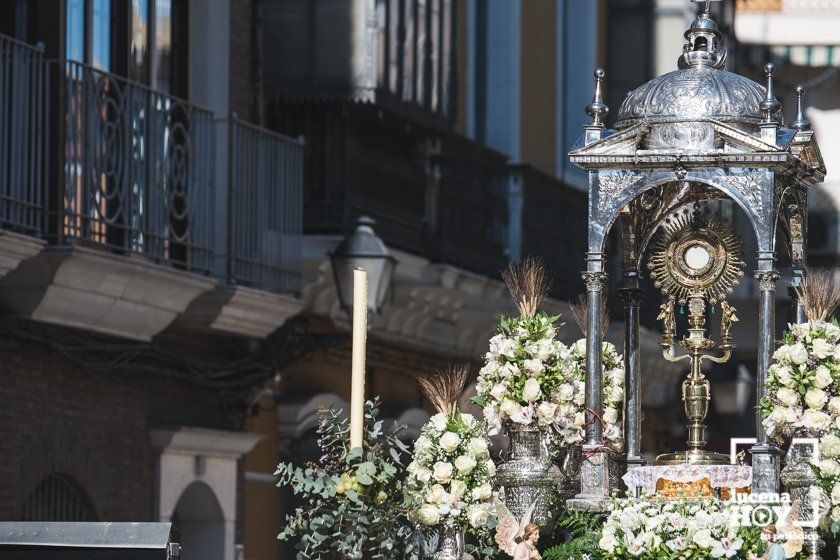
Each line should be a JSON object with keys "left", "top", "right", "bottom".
{"left": 544, "top": 508, "right": 608, "bottom": 560}
{"left": 276, "top": 398, "right": 413, "bottom": 559}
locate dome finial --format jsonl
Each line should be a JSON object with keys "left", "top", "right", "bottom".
{"left": 791, "top": 84, "right": 811, "bottom": 131}
{"left": 586, "top": 68, "right": 609, "bottom": 128}
{"left": 681, "top": 2, "right": 726, "bottom": 69}
{"left": 760, "top": 63, "right": 782, "bottom": 123}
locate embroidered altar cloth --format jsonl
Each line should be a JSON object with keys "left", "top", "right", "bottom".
{"left": 623, "top": 464, "right": 753, "bottom": 495}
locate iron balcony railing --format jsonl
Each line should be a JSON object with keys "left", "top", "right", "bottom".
{"left": 49, "top": 60, "right": 215, "bottom": 273}
{"left": 227, "top": 117, "right": 303, "bottom": 292}
{"left": 0, "top": 35, "right": 46, "bottom": 236}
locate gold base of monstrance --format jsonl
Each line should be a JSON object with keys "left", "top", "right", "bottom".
{"left": 648, "top": 207, "right": 744, "bottom": 467}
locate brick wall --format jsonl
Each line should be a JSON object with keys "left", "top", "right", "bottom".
{"left": 0, "top": 347, "right": 236, "bottom": 522}
{"left": 230, "top": 0, "right": 258, "bottom": 123}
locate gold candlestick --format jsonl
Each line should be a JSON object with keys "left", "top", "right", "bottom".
{"left": 657, "top": 291, "right": 736, "bottom": 465}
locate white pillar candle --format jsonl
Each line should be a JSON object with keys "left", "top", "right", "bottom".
{"left": 349, "top": 268, "right": 368, "bottom": 450}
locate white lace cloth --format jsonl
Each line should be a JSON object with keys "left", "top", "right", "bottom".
{"left": 623, "top": 464, "right": 753, "bottom": 495}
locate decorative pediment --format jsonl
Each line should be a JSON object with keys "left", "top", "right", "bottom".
{"left": 789, "top": 130, "right": 827, "bottom": 178}
{"left": 710, "top": 121, "right": 779, "bottom": 153}
{"left": 569, "top": 124, "right": 649, "bottom": 157}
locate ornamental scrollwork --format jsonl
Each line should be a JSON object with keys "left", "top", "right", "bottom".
{"left": 582, "top": 271, "right": 609, "bottom": 293}
{"left": 718, "top": 172, "right": 767, "bottom": 219}
{"left": 754, "top": 270, "right": 780, "bottom": 292}
{"left": 597, "top": 171, "right": 641, "bottom": 215}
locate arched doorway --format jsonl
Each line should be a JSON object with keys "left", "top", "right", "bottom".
{"left": 172, "top": 481, "right": 225, "bottom": 560}
{"left": 20, "top": 473, "right": 97, "bottom": 521}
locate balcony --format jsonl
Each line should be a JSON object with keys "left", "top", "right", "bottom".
{"left": 0, "top": 35, "right": 48, "bottom": 277}
{"left": 180, "top": 118, "right": 306, "bottom": 339}
{"left": 0, "top": 35, "right": 306, "bottom": 341}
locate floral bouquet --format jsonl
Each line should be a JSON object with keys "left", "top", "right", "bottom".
{"left": 473, "top": 258, "right": 572, "bottom": 435}
{"left": 760, "top": 320, "right": 840, "bottom": 441}
{"left": 597, "top": 497, "right": 801, "bottom": 560}
{"left": 562, "top": 338, "right": 625, "bottom": 448}
{"left": 556, "top": 294, "right": 625, "bottom": 449}
{"left": 405, "top": 365, "right": 496, "bottom": 533}
{"left": 276, "top": 398, "right": 413, "bottom": 559}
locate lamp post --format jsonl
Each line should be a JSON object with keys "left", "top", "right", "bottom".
{"left": 329, "top": 216, "right": 396, "bottom": 316}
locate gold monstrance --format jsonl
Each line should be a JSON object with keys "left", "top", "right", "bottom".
{"left": 648, "top": 206, "right": 745, "bottom": 465}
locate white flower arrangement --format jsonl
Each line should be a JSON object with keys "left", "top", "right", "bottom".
{"left": 557, "top": 338, "right": 625, "bottom": 448}
{"left": 760, "top": 321, "right": 840, "bottom": 441}
{"left": 474, "top": 311, "right": 573, "bottom": 435}
{"left": 405, "top": 411, "right": 496, "bottom": 530}
{"left": 597, "top": 498, "right": 799, "bottom": 560}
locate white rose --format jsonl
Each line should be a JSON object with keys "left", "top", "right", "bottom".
{"left": 830, "top": 397, "right": 840, "bottom": 415}
{"left": 574, "top": 411, "right": 586, "bottom": 426}
{"left": 777, "top": 387, "right": 800, "bottom": 408}
{"left": 693, "top": 529, "right": 713, "bottom": 548}
{"left": 812, "top": 338, "right": 833, "bottom": 359}
{"left": 801, "top": 409, "right": 832, "bottom": 432}
{"left": 832, "top": 483, "right": 840, "bottom": 505}
{"left": 603, "top": 407, "right": 619, "bottom": 425}
{"left": 814, "top": 365, "right": 832, "bottom": 390}
{"left": 450, "top": 479, "right": 468, "bottom": 498}
{"left": 500, "top": 399, "right": 520, "bottom": 417}
{"left": 789, "top": 343, "right": 809, "bottom": 365}
{"left": 776, "top": 366, "right": 794, "bottom": 387}
{"left": 418, "top": 504, "right": 441, "bottom": 526}
{"left": 472, "top": 483, "right": 492, "bottom": 501}
{"left": 523, "top": 358, "right": 543, "bottom": 374}
{"left": 431, "top": 413, "right": 449, "bottom": 432}
{"left": 461, "top": 413, "right": 477, "bottom": 428}
{"left": 826, "top": 323, "right": 840, "bottom": 343}
{"left": 467, "top": 504, "right": 490, "bottom": 528}
{"left": 607, "top": 385, "right": 623, "bottom": 403}
{"left": 522, "top": 378, "right": 542, "bottom": 402}
{"left": 537, "top": 402, "right": 558, "bottom": 423}
{"left": 599, "top": 532, "right": 618, "bottom": 553}
{"left": 415, "top": 435, "right": 434, "bottom": 455}
{"left": 415, "top": 467, "right": 432, "bottom": 483}
{"left": 454, "top": 455, "right": 477, "bottom": 475}
{"left": 468, "top": 437, "right": 489, "bottom": 457}
{"left": 818, "top": 459, "right": 840, "bottom": 477}
{"left": 490, "top": 383, "right": 507, "bottom": 401}
{"left": 433, "top": 461, "right": 454, "bottom": 483}
{"left": 603, "top": 423, "right": 621, "bottom": 441}
{"left": 805, "top": 388, "right": 828, "bottom": 410}
{"left": 822, "top": 434, "right": 840, "bottom": 458}
{"left": 773, "top": 345, "right": 791, "bottom": 362}
{"left": 558, "top": 383, "right": 575, "bottom": 402}
{"left": 485, "top": 459, "right": 496, "bottom": 477}
{"left": 426, "top": 484, "right": 448, "bottom": 505}
{"left": 573, "top": 338, "right": 587, "bottom": 355}
{"left": 440, "top": 432, "right": 461, "bottom": 453}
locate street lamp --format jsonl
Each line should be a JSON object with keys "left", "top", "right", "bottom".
{"left": 329, "top": 216, "right": 396, "bottom": 315}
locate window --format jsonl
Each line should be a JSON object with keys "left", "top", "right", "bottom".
{"left": 65, "top": 0, "right": 187, "bottom": 96}
{"left": 21, "top": 474, "right": 98, "bottom": 521}
{"left": 380, "top": 0, "right": 454, "bottom": 115}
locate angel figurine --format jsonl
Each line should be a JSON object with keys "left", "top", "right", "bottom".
{"left": 657, "top": 298, "right": 676, "bottom": 336}
{"left": 495, "top": 500, "right": 541, "bottom": 560}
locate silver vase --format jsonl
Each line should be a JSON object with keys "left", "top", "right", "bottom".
{"left": 495, "top": 424, "right": 563, "bottom": 527}
{"left": 780, "top": 440, "right": 824, "bottom": 560}
{"left": 432, "top": 519, "right": 464, "bottom": 560}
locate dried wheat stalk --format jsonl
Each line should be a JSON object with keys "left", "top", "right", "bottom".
{"left": 795, "top": 268, "right": 840, "bottom": 322}
{"left": 416, "top": 363, "right": 470, "bottom": 416}
{"left": 569, "top": 293, "right": 609, "bottom": 338}
{"left": 502, "top": 257, "right": 550, "bottom": 318}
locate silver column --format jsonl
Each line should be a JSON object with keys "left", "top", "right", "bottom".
{"left": 789, "top": 266, "right": 807, "bottom": 324}
{"left": 570, "top": 255, "right": 613, "bottom": 506}
{"left": 619, "top": 286, "right": 645, "bottom": 467}
{"left": 751, "top": 259, "right": 781, "bottom": 494}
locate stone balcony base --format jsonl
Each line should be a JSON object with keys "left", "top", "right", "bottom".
{"left": 0, "top": 245, "right": 215, "bottom": 341}
{"left": 0, "top": 231, "right": 45, "bottom": 278}
{"left": 177, "top": 285, "right": 305, "bottom": 339}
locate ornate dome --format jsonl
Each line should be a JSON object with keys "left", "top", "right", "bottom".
{"left": 614, "top": 66, "right": 767, "bottom": 130}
